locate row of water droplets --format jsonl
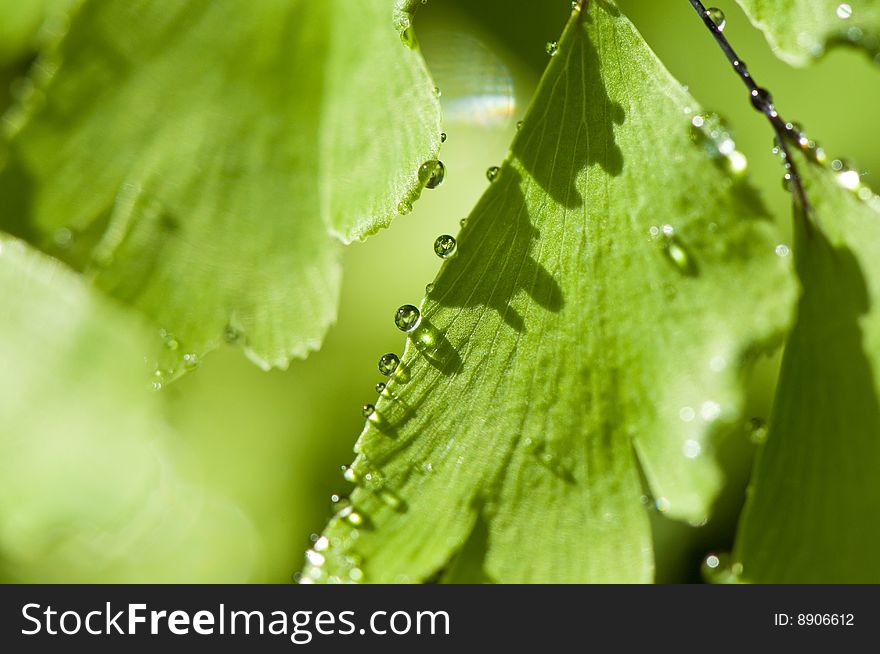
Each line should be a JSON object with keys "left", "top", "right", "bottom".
{"left": 302, "top": 3, "right": 522, "bottom": 582}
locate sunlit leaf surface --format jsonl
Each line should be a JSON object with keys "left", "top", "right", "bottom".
{"left": 0, "top": 0, "right": 440, "bottom": 376}
{"left": 303, "top": 0, "right": 795, "bottom": 584}
{"left": 732, "top": 158, "right": 880, "bottom": 583}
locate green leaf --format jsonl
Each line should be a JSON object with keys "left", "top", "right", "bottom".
{"left": 736, "top": 0, "right": 880, "bottom": 65}
{"left": 0, "top": 0, "right": 440, "bottom": 376}
{"left": 301, "top": 0, "right": 795, "bottom": 584}
{"left": 732, "top": 161, "right": 880, "bottom": 583}
{"left": 0, "top": 236, "right": 255, "bottom": 581}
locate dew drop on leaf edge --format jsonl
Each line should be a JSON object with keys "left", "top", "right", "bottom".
{"left": 434, "top": 234, "right": 457, "bottom": 259}
{"left": 486, "top": 166, "right": 500, "bottom": 182}
{"left": 378, "top": 352, "right": 400, "bottom": 376}
{"left": 394, "top": 304, "right": 422, "bottom": 333}
{"left": 419, "top": 159, "right": 445, "bottom": 189}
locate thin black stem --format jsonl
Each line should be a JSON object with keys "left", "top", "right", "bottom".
{"left": 687, "top": 0, "right": 811, "bottom": 213}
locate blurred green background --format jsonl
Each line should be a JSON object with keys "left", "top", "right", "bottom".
{"left": 2, "top": 0, "right": 878, "bottom": 582}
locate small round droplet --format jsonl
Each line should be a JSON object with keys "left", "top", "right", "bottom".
{"left": 378, "top": 353, "right": 400, "bottom": 376}
{"left": 486, "top": 166, "right": 500, "bottom": 182}
{"left": 400, "top": 23, "right": 415, "bottom": 48}
{"left": 419, "top": 160, "right": 445, "bottom": 189}
{"left": 837, "top": 3, "right": 853, "bottom": 19}
{"left": 425, "top": 283, "right": 434, "bottom": 294}
{"left": 434, "top": 234, "right": 457, "bottom": 259}
{"left": 394, "top": 304, "right": 422, "bottom": 332}
{"left": 397, "top": 200, "right": 412, "bottom": 215}
{"left": 223, "top": 324, "right": 241, "bottom": 344}
{"left": 516, "top": 120, "right": 524, "bottom": 130}
{"left": 362, "top": 404, "right": 376, "bottom": 418}
{"left": 182, "top": 352, "right": 199, "bottom": 370}
{"left": 433, "top": 86, "right": 441, "bottom": 97}
{"left": 460, "top": 217, "right": 467, "bottom": 227}
{"left": 375, "top": 382, "right": 386, "bottom": 394}
{"left": 160, "top": 329, "right": 179, "bottom": 351}
{"left": 750, "top": 87, "right": 773, "bottom": 112}
{"left": 782, "top": 172, "right": 793, "bottom": 190}
{"left": 545, "top": 41, "right": 558, "bottom": 56}
{"left": 775, "top": 243, "right": 791, "bottom": 258}
{"left": 440, "top": 132, "right": 447, "bottom": 143}
{"left": 747, "top": 417, "right": 768, "bottom": 443}
{"left": 705, "top": 7, "right": 726, "bottom": 31}
{"left": 53, "top": 227, "right": 73, "bottom": 249}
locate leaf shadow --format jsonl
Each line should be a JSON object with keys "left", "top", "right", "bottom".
{"left": 512, "top": 4, "right": 625, "bottom": 208}
{"left": 433, "top": 168, "right": 564, "bottom": 334}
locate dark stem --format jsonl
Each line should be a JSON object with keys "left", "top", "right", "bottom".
{"left": 687, "top": 0, "right": 812, "bottom": 213}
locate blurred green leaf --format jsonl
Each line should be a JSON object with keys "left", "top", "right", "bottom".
{"left": 732, "top": 159, "right": 880, "bottom": 583}
{"left": 0, "top": 0, "right": 70, "bottom": 65}
{"left": 0, "top": 236, "right": 255, "bottom": 582}
{"left": 0, "top": 0, "right": 440, "bottom": 376}
{"left": 736, "top": 0, "right": 880, "bottom": 65}
{"left": 302, "top": 0, "right": 794, "bottom": 584}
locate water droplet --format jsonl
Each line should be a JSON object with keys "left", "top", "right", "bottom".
{"left": 516, "top": 120, "right": 524, "bottom": 130}
{"left": 378, "top": 488, "right": 405, "bottom": 511}
{"left": 378, "top": 352, "right": 400, "bottom": 376}
{"left": 749, "top": 87, "right": 774, "bottom": 113}
{"left": 223, "top": 324, "right": 241, "bottom": 344}
{"left": 337, "top": 504, "right": 365, "bottom": 527}
{"left": 433, "top": 86, "right": 441, "bottom": 97}
{"left": 705, "top": 553, "right": 721, "bottom": 569}
{"left": 425, "top": 282, "right": 434, "bottom": 294}
{"left": 775, "top": 243, "right": 791, "bottom": 257}
{"left": 782, "top": 172, "right": 793, "bottom": 190}
{"left": 683, "top": 439, "right": 702, "bottom": 459}
{"left": 545, "top": 41, "right": 558, "bottom": 56}
{"left": 400, "top": 23, "right": 415, "bottom": 47}
{"left": 159, "top": 329, "right": 179, "bottom": 351}
{"left": 700, "top": 400, "right": 721, "bottom": 421}
{"left": 689, "top": 112, "right": 747, "bottom": 174}
{"left": 349, "top": 567, "right": 364, "bottom": 582}
{"left": 440, "top": 132, "right": 447, "bottom": 143}
{"left": 486, "top": 165, "right": 500, "bottom": 182}
{"left": 654, "top": 225, "right": 696, "bottom": 275}
{"left": 419, "top": 159, "right": 445, "bottom": 189}
{"left": 705, "top": 7, "right": 726, "bottom": 31}
{"left": 837, "top": 3, "right": 853, "bottom": 19}
{"left": 421, "top": 462, "right": 434, "bottom": 474}
{"left": 833, "top": 160, "right": 861, "bottom": 190}
{"left": 434, "top": 234, "right": 457, "bottom": 259}
{"left": 460, "top": 217, "right": 467, "bottom": 227}
{"left": 182, "top": 352, "right": 199, "bottom": 370}
{"left": 53, "top": 227, "right": 73, "bottom": 248}
{"left": 375, "top": 382, "right": 386, "bottom": 394}
{"left": 397, "top": 200, "right": 412, "bottom": 215}
{"left": 655, "top": 497, "right": 671, "bottom": 513}
{"left": 747, "top": 417, "right": 768, "bottom": 443}
{"left": 395, "top": 304, "right": 422, "bottom": 332}
{"left": 361, "top": 404, "right": 375, "bottom": 418}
